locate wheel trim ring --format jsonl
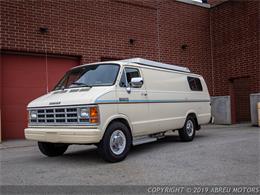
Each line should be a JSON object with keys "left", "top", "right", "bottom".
{"left": 109, "top": 130, "right": 126, "bottom": 155}
{"left": 186, "top": 120, "right": 194, "bottom": 137}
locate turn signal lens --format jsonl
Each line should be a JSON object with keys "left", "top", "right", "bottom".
{"left": 89, "top": 106, "right": 99, "bottom": 124}
{"left": 90, "top": 107, "right": 98, "bottom": 117}
{"left": 90, "top": 118, "right": 98, "bottom": 123}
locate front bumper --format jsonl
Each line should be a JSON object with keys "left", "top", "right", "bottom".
{"left": 24, "top": 126, "right": 102, "bottom": 144}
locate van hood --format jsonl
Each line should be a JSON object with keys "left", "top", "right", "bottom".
{"left": 27, "top": 87, "right": 112, "bottom": 108}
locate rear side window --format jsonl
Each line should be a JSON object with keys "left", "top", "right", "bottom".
{"left": 187, "top": 76, "right": 203, "bottom": 91}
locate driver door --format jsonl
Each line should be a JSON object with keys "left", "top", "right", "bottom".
{"left": 116, "top": 67, "right": 149, "bottom": 136}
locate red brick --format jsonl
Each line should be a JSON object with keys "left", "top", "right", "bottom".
{"left": 0, "top": 0, "right": 259, "bottom": 98}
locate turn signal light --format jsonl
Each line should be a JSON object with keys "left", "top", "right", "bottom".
{"left": 89, "top": 106, "right": 99, "bottom": 124}
{"left": 90, "top": 118, "right": 98, "bottom": 124}
{"left": 90, "top": 107, "right": 98, "bottom": 117}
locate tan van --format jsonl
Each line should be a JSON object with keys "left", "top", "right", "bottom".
{"left": 25, "top": 58, "right": 211, "bottom": 162}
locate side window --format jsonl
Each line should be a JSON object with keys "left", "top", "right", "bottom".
{"left": 187, "top": 76, "right": 203, "bottom": 91}
{"left": 119, "top": 67, "right": 141, "bottom": 87}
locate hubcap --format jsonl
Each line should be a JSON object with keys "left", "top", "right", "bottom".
{"left": 109, "top": 130, "right": 126, "bottom": 155}
{"left": 186, "top": 120, "right": 194, "bottom": 137}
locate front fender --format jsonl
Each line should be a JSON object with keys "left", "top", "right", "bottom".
{"left": 101, "top": 113, "right": 133, "bottom": 137}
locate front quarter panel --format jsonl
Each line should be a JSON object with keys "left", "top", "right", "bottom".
{"left": 95, "top": 88, "right": 119, "bottom": 138}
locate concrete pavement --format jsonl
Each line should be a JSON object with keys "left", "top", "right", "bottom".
{"left": 0, "top": 124, "right": 259, "bottom": 186}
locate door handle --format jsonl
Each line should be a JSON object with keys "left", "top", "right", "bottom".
{"left": 141, "top": 92, "right": 147, "bottom": 96}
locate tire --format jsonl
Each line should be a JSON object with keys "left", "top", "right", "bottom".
{"left": 98, "top": 122, "right": 131, "bottom": 163}
{"left": 38, "top": 142, "right": 68, "bottom": 157}
{"left": 178, "top": 116, "right": 196, "bottom": 142}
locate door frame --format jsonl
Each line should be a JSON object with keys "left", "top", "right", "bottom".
{"left": 229, "top": 75, "right": 250, "bottom": 124}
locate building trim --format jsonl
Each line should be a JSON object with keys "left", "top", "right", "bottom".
{"left": 176, "top": 0, "right": 210, "bottom": 8}
{"left": 176, "top": 0, "right": 229, "bottom": 9}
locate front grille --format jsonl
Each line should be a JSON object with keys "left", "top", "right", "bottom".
{"left": 29, "top": 106, "right": 89, "bottom": 125}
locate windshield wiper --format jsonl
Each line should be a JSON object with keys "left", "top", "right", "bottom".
{"left": 71, "top": 82, "right": 92, "bottom": 88}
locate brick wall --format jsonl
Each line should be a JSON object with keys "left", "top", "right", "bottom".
{"left": 1, "top": 0, "right": 259, "bottom": 97}
{"left": 1, "top": 0, "right": 158, "bottom": 62}
{"left": 1, "top": 0, "right": 213, "bottom": 93}
{"left": 210, "top": 0, "right": 259, "bottom": 122}
{"left": 211, "top": 0, "right": 259, "bottom": 95}
{"left": 158, "top": 0, "right": 212, "bottom": 93}
{"left": 207, "top": 0, "right": 227, "bottom": 7}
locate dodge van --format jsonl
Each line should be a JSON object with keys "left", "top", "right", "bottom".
{"left": 25, "top": 58, "right": 211, "bottom": 162}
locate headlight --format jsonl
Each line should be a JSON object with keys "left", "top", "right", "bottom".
{"left": 79, "top": 106, "right": 99, "bottom": 124}
{"left": 79, "top": 108, "right": 89, "bottom": 118}
{"left": 30, "top": 110, "right": 37, "bottom": 119}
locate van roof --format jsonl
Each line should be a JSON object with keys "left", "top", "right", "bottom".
{"left": 120, "top": 58, "right": 190, "bottom": 73}
{"left": 73, "top": 58, "right": 191, "bottom": 73}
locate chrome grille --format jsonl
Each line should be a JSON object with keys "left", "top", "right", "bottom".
{"left": 29, "top": 106, "right": 89, "bottom": 125}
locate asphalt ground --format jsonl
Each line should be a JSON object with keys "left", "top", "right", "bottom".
{"left": 0, "top": 124, "right": 259, "bottom": 191}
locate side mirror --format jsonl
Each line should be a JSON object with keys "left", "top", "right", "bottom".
{"left": 130, "top": 77, "right": 143, "bottom": 88}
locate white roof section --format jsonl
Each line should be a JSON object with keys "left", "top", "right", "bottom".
{"left": 72, "top": 58, "right": 190, "bottom": 73}
{"left": 121, "top": 58, "right": 190, "bottom": 73}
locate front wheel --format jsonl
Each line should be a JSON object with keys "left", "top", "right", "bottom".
{"left": 178, "top": 116, "right": 196, "bottom": 142}
{"left": 38, "top": 142, "right": 68, "bottom": 157}
{"left": 98, "top": 122, "right": 131, "bottom": 163}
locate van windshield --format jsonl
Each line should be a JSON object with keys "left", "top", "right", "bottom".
{"left": 54, "top": 64, "right": 120, "bottom": 90}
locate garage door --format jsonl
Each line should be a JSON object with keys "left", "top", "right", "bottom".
{"left": 1, "top": 54, "right": 79, "bottom": 140}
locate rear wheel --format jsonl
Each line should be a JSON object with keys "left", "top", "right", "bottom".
{"left": 38, "top": 142, "right": 68, "bottom": 157}
{"left": 98, "top": 122, "right": 131, "bottom": 163}
{"left": 178, "top": 116, "right": 196, "bottom": 142}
